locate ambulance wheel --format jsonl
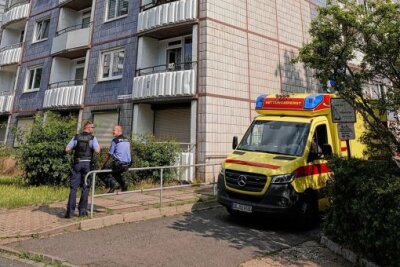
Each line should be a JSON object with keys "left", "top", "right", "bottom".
{"left": 296, "top": 193, "right": 318, "bottom": 230}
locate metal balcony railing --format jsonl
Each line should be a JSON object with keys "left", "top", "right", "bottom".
{"left": 136, "top": 61, "right": 196, "bottom": 76}
{"left": 0, "top": 42, "right": 23, "bottom": 53}
{"left": 5, "top": 0, "right": 29, "bottom": 12}
{"left": 140, "top": 0, "right": 178, "bottom": 11}
{"left": 56, "top": 22, "right": 92, "bottom": 36}
{"left": 48, "top": 79, "right": 85, "bottom": 89}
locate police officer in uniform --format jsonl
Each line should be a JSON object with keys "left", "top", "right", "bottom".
{"left": 65, "top": 121, "right": 100, "bottom": 218}
{"left": 100, "top": 125, "right": 131, "bottom": 193}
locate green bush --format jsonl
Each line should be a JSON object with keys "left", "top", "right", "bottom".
{"left": 130, "top": 135, "right": 179, "bottom": 182}
{"left": 0, "top": 144, "right": 16, "bottom": 158}
{"left": 325, "top": 157, "right": 400, "bottom": 266}
{"left": 18, "top": 112, "right": 77, "bottom": 186}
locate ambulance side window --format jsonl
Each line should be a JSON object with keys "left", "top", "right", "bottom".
{"left": 309, "top": 124, "right": 328, "bottom": 161}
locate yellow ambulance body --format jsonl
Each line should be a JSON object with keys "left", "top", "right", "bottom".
{"left": 217, "top": 93, "right": 368, "bottom": 227}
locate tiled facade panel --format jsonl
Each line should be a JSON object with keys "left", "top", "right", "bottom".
{"left": 85, "top": 38, "right": 136, "bottom": 104}
{"left": 301, "top": 0, "right": 312, "bottom": 44}
{"left": 198, "top": 96, "right": 250, "bottom": 158}
{"left": 92, "top": 0, "right": 138, "bottom": 44}
{"left": 248, "top": 34, "right": 281, "bottom": 100}
{"left": 14, "top": 58, "right": 52, "bottom": 111}
{"left": 247, "top": 0, "right": 277, "bottom": 39}
{"left": 199, "top": 20, "right": 249, "bottom": 99}
{"left": 30, "top": 0, "right": 57, "bottom": 16}
{"left": 200, "top": 0, "right": 246, "bottom": 28}
{"left": 276, "top": 0, "right": 304, "bottom": 47}
{"left": 23, "top": 9, "right": 59, "bottom": 61}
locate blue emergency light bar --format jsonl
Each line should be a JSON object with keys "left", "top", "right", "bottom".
{"left": 304, "top": 94, "right": 324, "bottom": 109}
{"left": 255, "top": 94, "right": 267, "bottom": 109}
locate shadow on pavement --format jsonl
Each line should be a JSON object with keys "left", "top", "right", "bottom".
{"left": 169, "top": 202, "right": 320, "bottom": 256}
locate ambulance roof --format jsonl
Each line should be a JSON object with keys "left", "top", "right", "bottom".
{"left": 255, "top": 93, "right": 333, "bottom": 117}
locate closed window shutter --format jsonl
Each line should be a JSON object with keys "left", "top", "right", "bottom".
{"left": 14, "top": 117, "right": 34, "bottom": 147}
{"left": 93, "top": 112, "right": 119, "bottom": 147}
{"left": 154, "top": 108, "right": 190, "bottom": 143}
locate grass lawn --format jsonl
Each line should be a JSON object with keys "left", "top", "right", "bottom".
{"left": 0, "top": 176, "right": 70, "bottom": 209}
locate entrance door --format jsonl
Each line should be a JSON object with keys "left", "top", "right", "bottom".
{"left": 74, "top": 59, "right": 85, "bottom": 85}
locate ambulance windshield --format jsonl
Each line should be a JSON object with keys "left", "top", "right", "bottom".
{"left": 237, "top": 120, "right": 310, "bottom": 156}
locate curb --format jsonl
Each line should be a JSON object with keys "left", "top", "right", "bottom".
{"left": 0, "top": 245, "right": 78, "bottom": 267}
{"left": 320, "top": 236, "right": 380, "bottom": 267}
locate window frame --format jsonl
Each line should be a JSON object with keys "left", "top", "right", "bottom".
{"left": 33, "top": 18, "right": 50, "bottom": 43}
{"left": 98, "top": 48, "right": 125, "bottom": 82}
{"left": 24, "top": 66, "right": 43, "bottom": 93}
{"left": 105, "top": 0, "right": 129, "bottom": 22}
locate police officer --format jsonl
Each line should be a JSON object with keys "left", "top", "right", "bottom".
{"left": 100, "top": 125, "right": 131, "bottom": 193}
{"left": 65, "top": 121, "right": 100, "bottom": 218}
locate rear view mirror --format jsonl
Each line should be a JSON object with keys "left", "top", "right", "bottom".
{"left": 322, "top": 144, "right": 333, "bottom": 156}
{"left": 232, "top": 136, "right": 238, "bottom": 150}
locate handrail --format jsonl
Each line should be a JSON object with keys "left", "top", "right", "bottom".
{"left": 48, "top": 79, "right": 85, "bottom": 89}
{"left": 5, "top": 0, "right": 29, "bottom": 12}
{"left": 0, "top": 42, "right": 23, "bottom": 53}
{"left": 84, "top": 162, "right": 222, "bottom": 218}
{"left": 136, "top": 61, "right": 196, "bottom": 76}
{"left": 140, "top": 0, "right": 178, "bottom": 11}
{"left": 0, "top": 91, "right": 12, "bottom": 96}
{"left": 56, "top": 22, "right": 92, "bottom": 36}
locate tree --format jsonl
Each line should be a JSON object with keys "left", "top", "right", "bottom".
{"left": 295, "top": 0, "right": 400, "bottom": 156}
{"left": 18, "top": 112, "right": 77, "bottom": 185}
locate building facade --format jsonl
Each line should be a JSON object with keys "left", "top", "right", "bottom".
{"left": 0, "top": 0, "right": 326, "bottom": 181}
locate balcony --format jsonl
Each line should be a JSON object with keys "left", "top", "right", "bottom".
{"left": 43, "top": 80, "right": 84, "bottom": 109}
{"left": 59, "top": 0, "right": 92, "bottom": 10}
{"left": 0, "top": 95, "right": 13, "bottom": 113}
{"left": 51, "top": 23, "right": 91, "bottom": 58}
{"left": 133, "top": 62, "right": 195, "bottom": 100}
{"left": 0, "top": 43, "right": 22, "bottom": 66}
{"left": 2, "top": 1, "right": 30, "bottom": 28}
{"left": 138, "top": 0, "right": 197, "bottom": 38}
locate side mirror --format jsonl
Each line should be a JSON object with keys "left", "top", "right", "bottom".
{"left": 322, "top": 144, "right": 333, "bottom": 156}
{"left": 232, "top": 136, "right": 238, "bottom": 150}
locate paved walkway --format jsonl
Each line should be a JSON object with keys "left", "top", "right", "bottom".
{"left": 0, "top": 185, "right": 216, "bottom": 245}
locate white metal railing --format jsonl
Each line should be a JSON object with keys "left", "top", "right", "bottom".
{"left": 0, "top": 44, "right": 22, "bottom": 66}
{"left": 133, "top": 69, "right": 195, "bottom": 99}
{"left": 43, "top": 83, "right": 84, "bottom": 108}
{"left": 0, "top": 95, "right": 13, "bottom": 113}
{"left": 84, "top": 162, "right": 221, "bottom": 218}
{"left": 2, "top": 1, "right": 29, "bottom": 26}
{"left": 137, "top": 0, "right": 197, "bottom": 32}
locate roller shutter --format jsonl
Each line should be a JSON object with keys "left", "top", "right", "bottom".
{"left": 154, "top": 108, "right": 190, "bottom": 143}
{"left": 93, "top": 112, "right": 119, "bottom": 147}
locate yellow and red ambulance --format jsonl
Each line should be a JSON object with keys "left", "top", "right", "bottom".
{"left": 217, "top": 93, "right": 367, "bottom": 228}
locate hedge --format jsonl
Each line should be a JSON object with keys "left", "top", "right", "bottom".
{"left": 325, "top": 157, "right": 400, "bottom": 266}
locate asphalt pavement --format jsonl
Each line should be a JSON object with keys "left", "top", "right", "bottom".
{"left": 6, "top": 207, "right": 344, "bottom": 267}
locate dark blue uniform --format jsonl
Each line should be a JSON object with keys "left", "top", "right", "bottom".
{"left": 65, "top": 132, "right": 100, "bottom": 217}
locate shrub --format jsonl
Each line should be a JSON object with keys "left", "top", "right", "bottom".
{"left": 325, "top": 157, "right": 400, "bottom": 266}
{"left": 130, "top": 135, "right": 179, "bottom": 182}
{"left": 18, "top": 112, "right": 77, "bottom": 186}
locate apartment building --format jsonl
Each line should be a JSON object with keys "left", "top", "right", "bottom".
{"left": 0, "top": 0, "right": 325, "bottom": 181}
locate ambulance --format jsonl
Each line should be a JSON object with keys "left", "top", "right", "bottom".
{"left": 217, "top": 93, "right": 367, "bottom": 228}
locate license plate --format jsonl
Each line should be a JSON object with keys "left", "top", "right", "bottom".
{"left": 232, "top": 203, "right": 252, "bottom": 213}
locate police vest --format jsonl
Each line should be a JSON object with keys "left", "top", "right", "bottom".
{"left": 74, "top": 133, "right": 94, "bottom": 161}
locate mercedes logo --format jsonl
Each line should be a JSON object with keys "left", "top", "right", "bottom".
{"left": 237, "top": 175, "right": 247, "bottom": 187}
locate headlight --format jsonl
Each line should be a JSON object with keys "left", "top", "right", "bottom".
{"left": 271, "top": 173, "right": 295, "bottom": 184}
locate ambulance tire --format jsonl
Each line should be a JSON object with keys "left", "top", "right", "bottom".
{"left": 296, "top": 193, "right": 318, "bottom": 230}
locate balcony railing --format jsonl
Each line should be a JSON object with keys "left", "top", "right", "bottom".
{"left": 51, "top": 25, "right": 91, "bottom": 55}
{"left": 0, "top": 42, "right": 23, "bottom": 66}
{"left": 56, "top": 22, "right": 92, "bottom": 36}
{"left": 0, "top": 95, "right": 13, "bottom": 113}
{"left": 141, "top": 0, "right": 177, "bottom": 11}
{"left": 137, "top": 0, "right": 197, "bottom": 33}
{"left": 43, "top": 80, "right": 84, "bottom": 108}
{"left": 5, "top": 0, "right": 29, "bottom": 12}
{"left": 133, "top": 63, "right": 195, "bottom": 100}
{"left": 136, "top": 61, "right": 195, "bottom": 76}
{"left": 2, "top": 1, "right": 30, "bottom": 27}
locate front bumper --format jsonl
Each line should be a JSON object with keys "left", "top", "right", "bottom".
{"left": 217, "top": 173, "right": 301, "bottom": 215}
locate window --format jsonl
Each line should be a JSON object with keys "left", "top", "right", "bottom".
{"left": 99, "top": 49, "right": 125, "bottom": 80}
{"left": 34, "top": 19, "right": 50, "bottom": 42}
{"left": 93, "top": 112, "right": 119, "bottom": 146}
{"left": 25, "top": 67, "right": 42, "bottom": 92}
{"left": 106, "top": 0, "right": 128, "bottom": 21}
{"left": 81, "top": 10, "right": 91, "bottom": 29}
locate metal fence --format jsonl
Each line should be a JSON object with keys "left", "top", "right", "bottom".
{"left": 84, "top": 162, "right": 222, "bottom": 218}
